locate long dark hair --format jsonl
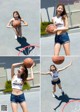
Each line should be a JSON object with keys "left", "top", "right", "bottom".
{"left": 50, "top": 65, "right": 57, "bottom": 72}
{"left": 13, "top": 11, "right": 21, "bottom": 19}
{"left": 56, "top": 4, "right": 67, "bottom": 17}
{"left": 20, "top": 65, "right": 28, "bottom": 83}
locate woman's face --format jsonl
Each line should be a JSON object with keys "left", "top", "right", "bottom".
{"left": 50, "top": 66, "right": 56, "bottom": 71}
{"left": 17, "top": 66, "right": 25, "bottom": 77}
{"left": 56, "top": 5, "right": 63, "bottom": 16}
{"left": 13, "top": 12, "right": 19, "bottom": 19}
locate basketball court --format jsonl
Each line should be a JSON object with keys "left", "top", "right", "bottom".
{"left": 0, "top": 0, "right": 40, "bottom": 56}
{"left": 41, "top": 56, "right": 80, "bottom": 112}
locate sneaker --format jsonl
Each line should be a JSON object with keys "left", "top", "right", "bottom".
{"left": 15, "top": 35, "right": 17, "bottom": 39}
{"left": 52, "top": 93, "right": 55, "bottom": 98}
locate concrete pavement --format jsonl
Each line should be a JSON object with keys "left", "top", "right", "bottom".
{"left": 41, "top": 56, "right": 80, "bottom": 112}
{"left": 0, "top": 0, "right": 40, "bottom": 56}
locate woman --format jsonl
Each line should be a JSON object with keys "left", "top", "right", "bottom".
{"left": 42, "top": 61, "right": 72, "bottom": 97}
{"left": 7, "top": 11, "right": 28, "bottom": 39}
{"left": 11, "top": 61, "right": 34, "bottom": 112}
{"left": 52, "top": 4, "right": 70, "bottom": 55}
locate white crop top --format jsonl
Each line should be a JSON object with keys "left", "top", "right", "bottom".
{"left": 52, "top": 16, "right": 65, "bottom": 29}
{"left": 12, "top": 75, "right": 23, "bottom": 90}
{"left": 51, "top": 71, "right": 59, "bottom": 80}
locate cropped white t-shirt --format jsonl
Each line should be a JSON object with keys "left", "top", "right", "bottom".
{"left": 51, "top": 71, "right": 59, "bottom": 80}
{"left": 52, "top": 16, "right": 65, "bottom": 29}
{"left": 12, "top": 75, "right": 23, "bottom": 90}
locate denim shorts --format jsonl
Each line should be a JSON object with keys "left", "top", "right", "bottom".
{"left": 10, "top": 93, "right": 26, "bottom": 103}
{"left": 51, "top": 78, "right": 61, "bottom": 85}
{"left": 55, "top": 32, "right": 70, "bottom": 45}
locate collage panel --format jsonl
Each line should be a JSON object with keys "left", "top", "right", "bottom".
{"left": 41, "top": 0, "right": 80, "bottom": 56}
{"left": 0, "top": 56, "right": 40, "bottom": 112}
{"left": 0, "top": 0, "right": 40, "bottom": 56}
{"left": 41, "top": 56, "right": 80, "bottom": 112}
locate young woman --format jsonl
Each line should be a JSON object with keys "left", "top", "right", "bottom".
{"left": 7, "top": 11, "right": 28, "bottom": 39}
{"left": 52, "top": 4, "right": 70, "bottom": 55}
{"left": 11, "top": 61, "right": 35, "bottom": 112}
{"left": 42, "top": 61, "right": 72, "bottom": 97}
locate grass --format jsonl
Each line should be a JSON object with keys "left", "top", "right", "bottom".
{"left": 41, "top": 21, "right": 53, "bottom": 36}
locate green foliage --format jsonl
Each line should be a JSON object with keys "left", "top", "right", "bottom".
{"left": 5, "top": 80, "right": 12, "bottom": 89}
{"left": 22, "top": 82, "right": 31, "bottom": 90}
{"left": 4, "top": 80, "right": 12, "bottom": 93}
{"left": 3, "top": 80, "right": 31, "bottom": 93}
{"left": 41, "top": 21, "right": 53, "bottom": 36}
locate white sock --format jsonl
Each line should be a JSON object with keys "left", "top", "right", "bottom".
{"left": 52, "top": 93, "right": 55, "bottom": 97}
{"left": 15, "top": 35, "right": 17, "bottom": 39}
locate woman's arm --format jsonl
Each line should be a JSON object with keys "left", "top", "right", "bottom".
{"left": 6, "top": 19, "right": 13, "bottom": 28}
{"left": 21, "top": 19, "right": 28, "bottom": 26}
{"left": 26, "top": 62, "right": 36, "bottom": 81}
{"left": 57, "top": 61, "right": 72, "bottom": 72}
{"left": 52, "top": 17, "right": 55, "bottom": 24}
{"left": 41, "top": 72, "right": 51, "bottom": 75}
{"left": 26, "top": 66, "right": 34, "bottom": 81}
{"left": 11, "top": 62, "right": 23, "bottom": 78}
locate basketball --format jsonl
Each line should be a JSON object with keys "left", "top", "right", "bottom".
{"left": 23, "top": 58, "right": 34, "bottom": 68}
{"left": 52, "top": 56, "right": 65, "bottom": 64}
{"left": 46, "top": 24, "right": 56, "bottom": 34}
{"left": 12, "top": 20, "right": 21, "bottom": 27}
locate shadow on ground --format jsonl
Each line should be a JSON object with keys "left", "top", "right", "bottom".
{"left": 54, "top": 93, "right": 80, "bottom": 111}
{"left": 15, "top": 37, "right": 35, "bottom": 55}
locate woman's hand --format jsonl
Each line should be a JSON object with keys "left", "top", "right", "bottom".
{"left": 31, "top": 62, "right": 36, "bottom": 68}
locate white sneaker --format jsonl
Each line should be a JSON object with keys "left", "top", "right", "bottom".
{"left": 15, "top": 35, "right": 17, "bottom": 39}
{"left": 52, "top": 93, "right": 55, "bottom": 98}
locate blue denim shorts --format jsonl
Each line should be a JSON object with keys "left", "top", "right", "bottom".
{"left": 10, "top": 93, "right": 26, "bottom": 103}
{"left": 55, "top": 32, "right": 70, "bottom": 45}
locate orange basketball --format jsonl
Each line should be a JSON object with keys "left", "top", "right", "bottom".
{"left": 46, "top": 24, "right": 56, "bottom": 34}
{"left": 23, "top": 58, "right": 34, "bottom": 68}
{"left": 12, "top": 20, "right": 21, "bottom": 27}
{"left": 52, "top": 56, "right": 65, "bottom": 64}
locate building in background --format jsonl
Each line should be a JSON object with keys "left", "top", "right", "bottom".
{"left": 41, "top": 0, "right": 80, "bottom": 28}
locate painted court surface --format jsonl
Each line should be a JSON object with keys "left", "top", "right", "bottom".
{"left": 0, "top": 0, "right": 40, "bottom": 56}
{"left": 41, "top": 57, "right": 80, "bottom": 112}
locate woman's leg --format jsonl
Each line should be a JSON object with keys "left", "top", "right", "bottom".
{"left": 20, "top": 101, "right": 28, "bottom": 112}
{"left": 57, "top": 83, "right": 62, "bottom": 89}
{"left": 54, "top": 43, "right": 61, "bottom": 56}
{"left": 52, "top": 84, "right": 56, "bottom": 97}
{"left": 63, "top": 42, "right": 70, "bottom": 55}
{"left": 53, "top": 85, "right": 56, "bottom": 94}
{"left": 11, "top": 102, "right": 18, "bottom": 112}
{"left": 57, "top": 83, "right": 64, "bottom": 94}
